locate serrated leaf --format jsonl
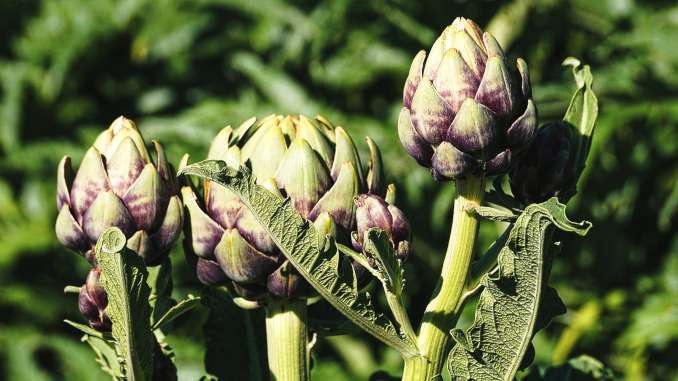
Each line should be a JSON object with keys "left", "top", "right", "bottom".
{"left": 96, "top": 227, "right": 154, "bottom": 381}
{"left": 362, "top": 229, "right": 418, "bottom": 345}
{"left": 179, "top": 161, "right": 418, "bottom": 357}
{"left": 363, "top": 229, "right": 405, "bottom": 295}
{"left": 83, "top": 334, "right": 123, "bottom": 379}
{"left": 152, "top": 294, "right": 201, "bottom": 331}
{"left": 448, "top": 198, "right": 591, "bottom": 380}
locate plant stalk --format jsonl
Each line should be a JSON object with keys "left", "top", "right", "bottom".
{"left": 266, "top": 298, "right": 309, "bottom": 381}
{"left": 402, "top": 176, "right": 484, "bottom": 381}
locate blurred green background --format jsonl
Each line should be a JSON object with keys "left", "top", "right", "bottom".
{"left": 1, "top": 0, "right": 677, "bottom": 380}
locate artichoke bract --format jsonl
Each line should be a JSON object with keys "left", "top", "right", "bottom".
{"left": 399, "top": 17, "right": 537, "bottom": 181}
{"left": 55, "top": 116, "right": 183, "bottom": 265}
{"left": 510, "top": 121, "right": 577, "bottom": 204}
{"left": 182, "top": 115, "right": 382, "bottom": 302}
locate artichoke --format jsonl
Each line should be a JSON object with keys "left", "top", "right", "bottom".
{"left": 55, "top": 116, "right": 183, "bottom": 265}
{"left": 398, "top": 17, "right": 537, "bottom": 180}
{"left": 182, "top": 115, "right": 383, "bottom": 301}
{"left": 78, "top": 267, "right": 111, "bottom": 331}
{"left": 351, "top": 189, "right": 411, "bottom": 261}
{"left": 510, "top": 121, "right": 577, "bottom": 204}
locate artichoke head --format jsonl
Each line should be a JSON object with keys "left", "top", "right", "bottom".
{"left": 399, "top": 17, "right": 537, "bottom": 181}
{"left": 56, "top": 117, "right": 183, "bottom": 265}
{"left": 183, "top": 115, "right": 383, "bottom": 302}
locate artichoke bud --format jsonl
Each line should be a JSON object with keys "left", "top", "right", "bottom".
{"left": 351, "top": 190, "right": 412, "bottom": 261}
{"left": 399, "top": 17, "right": 537, "bottom": 181}
{"left": 55, "top": 116, "right": 182, "bottom": 265}
{"left": 78, "top": 267, "right": 111, "bottom": 331}
{"left": 183, "top": 115, "right": 380, "bottom": 304}
{"left": 509, "top": 121, "right": 577, "bottom": 204}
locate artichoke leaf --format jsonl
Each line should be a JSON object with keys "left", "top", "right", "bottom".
{"left": 448, "top": 198, "right": 591, "bottom": 380}
{"left": 95, "top": 227, "right": 154, "bottom": 381}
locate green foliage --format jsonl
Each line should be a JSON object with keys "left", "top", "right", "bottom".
{"left": 1, "top": 0, "right": 678, "bottom": 379}
{"left": 179, "top": 160, "right": 418, "bottom": 357}
{"left": 448, "top": 199, "right": 591, "bottom": 381}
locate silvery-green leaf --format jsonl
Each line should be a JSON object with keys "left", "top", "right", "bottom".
{"left": 448, "top": 198, "right": 591, "bottom": 380}
{"left": 362, "top": 229, "right": 417, "bottom": 346}
{"left": 179, "top": 160, "right": 418, "bottom": 357}
{"left": 96, "top": 227, "right": 154, "bottom": 381}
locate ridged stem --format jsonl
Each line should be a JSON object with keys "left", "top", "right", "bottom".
{"left": 266, "top": 298, "right": 309, "bottom": 381}
{"left": 402, "top": 176, "right": 484, "bottom": 381}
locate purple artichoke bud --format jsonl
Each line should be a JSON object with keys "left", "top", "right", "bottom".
{"left": 399, "top": 17, "right": 537, "bottom": 181}
{"left": 510, "top": 121, "right": 577, "bottom": 204}
{"left": 183, "top": 115, "right": 380, "bottom": 303}
{"left": 78, "top": 267, "right": 111, "bottom": 331}
{"left": 351, "top": 192, "right": 412, "bottom": 261}
{"left": 55, "top": 116, "right": 183, "bottom": 265}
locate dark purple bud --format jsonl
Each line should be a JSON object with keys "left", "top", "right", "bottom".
{"left": 85, "top": 267, "right": 107, "bottom": 308}
{"left": 510, "top": 121, "right": 577, "bottom": 204}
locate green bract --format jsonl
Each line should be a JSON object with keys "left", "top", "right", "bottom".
{"left": 182, "top": 115, "right": 383, "bottom": 301}
{"left": 399, "top": 17, "right": 537, "bottom": 181}
{"left": 55, "top": 116, "right": 183, "bottom": 265}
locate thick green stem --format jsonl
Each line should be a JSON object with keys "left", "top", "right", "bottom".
{"left": 402, "top": 176, "right": 484, "bottom": 381}
{"left": 266, "top": 298, "right": 309, "bottom": 381}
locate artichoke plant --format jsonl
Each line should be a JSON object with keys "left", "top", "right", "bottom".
{"left": 398, "top": 17, "right": 537, "bottom": 180}
{"left": 182, "top": 115, "right": 384, "bottom": 301}
{"left": 55, "top": 116, "right": 183, "bottom": 265}
{"left": 510, "top": 121, "right": 578, "bottom": 204}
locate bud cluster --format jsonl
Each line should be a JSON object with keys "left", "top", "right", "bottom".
{"left": 182, "top": 115, "right": 411, "bottom": 302}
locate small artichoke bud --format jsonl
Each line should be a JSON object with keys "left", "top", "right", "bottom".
{"left": 510, "top": 121, "right": 577, "bottom": 204}
{"left": 183, "top": 115, "right": 382, "bottom": 304}
{"left": 351, "top": 191, "right": 412, "bottom": 261}
{"left": 55, "top": 116, "right": 183, "bottom": 265}
{"left": 78, "top": 267, "right": 111, "bottom": 331}
{"left": 399, "top": 17, "right": 537, "bottom": 181}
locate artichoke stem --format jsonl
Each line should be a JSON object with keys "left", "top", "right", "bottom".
{"left": 403, "top": 176, "right": 484, "bottom": 381}
{"left": 266, "top": 298, "right": 309, "bottom": 381}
